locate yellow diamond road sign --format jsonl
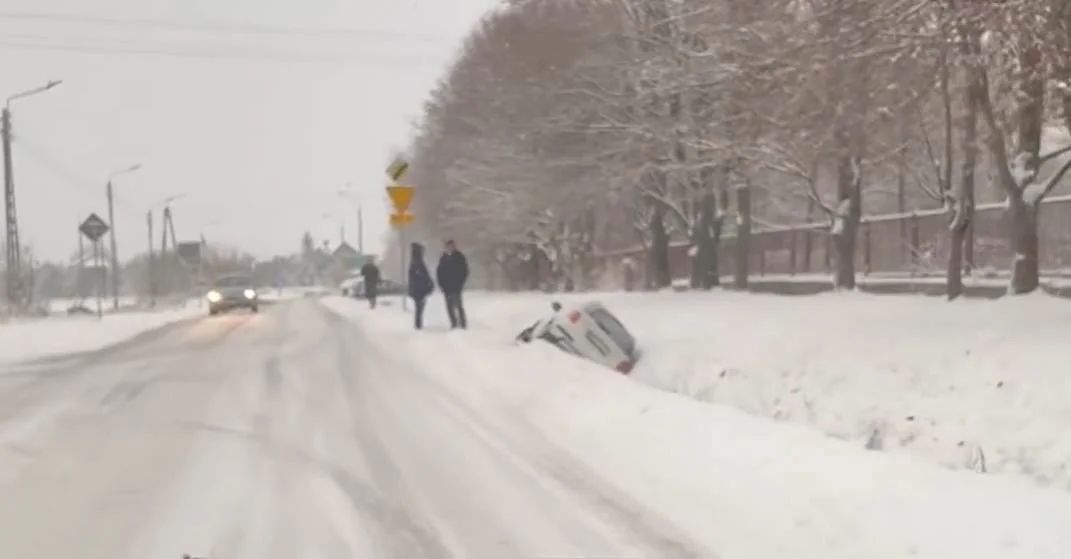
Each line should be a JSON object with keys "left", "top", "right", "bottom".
{"left": 390, "top": 212, "right": 414, "bottom": 227}
{"left": 386, "top": 185, "right": 414, "bottom": 214}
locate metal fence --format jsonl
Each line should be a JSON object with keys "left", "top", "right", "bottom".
{"left": 600, "top": 194, "right": 1071, "bottom": 284}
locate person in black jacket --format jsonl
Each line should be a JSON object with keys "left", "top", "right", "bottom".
{"left": 359, "top": 257, "right": 381, "bottom": 309}
{"left": 435, "top": 239, "right": 469, "bottom": 329}
{"left": 407, "top": 242, "right": 435, "bottom": 330}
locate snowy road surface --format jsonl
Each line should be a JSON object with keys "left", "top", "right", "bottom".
{"left": 0, "top": 299, "right": 710, "bottom": 559}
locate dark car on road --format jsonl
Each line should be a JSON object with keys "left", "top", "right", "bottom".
{"left": 206, "top": 274, "right": 259, "bottom": 315}
{"left": 350, "top": 278, "right": 407, "bottom": 299}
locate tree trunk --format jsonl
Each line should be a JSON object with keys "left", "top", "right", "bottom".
{"left": 946, "top": 226, "right": 966, "bottom": 299}
{"left": 947, "top": 58, "right": 980, "bottom": 300}
{"left": 1005, "top": 40, "right": 1044, "bottom": 295}
{"left": 831, "top": 150, "right": 862, "bottom": 290}
{"left": 690, "top": 166, "right": 719, "bottom": 289}
{"left": 689, "top": 191, "right": 717, "bottom": 289}
{"left": 1007, "top": 197, "right": 1041, "bottom": 294}
{"left": 733, "top": 182, "right": 751, "bottom": 289}
{"left": 649, "top": 204, "right": 672, "bottom": 289}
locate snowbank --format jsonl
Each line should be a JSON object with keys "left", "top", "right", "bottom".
{"left": 321, "top": 295, "right": 1071, "bottom": 559}
{"left": 0, "top": 304, "right": 201, "bottom": 363}
{"left": 328, "top": 290, "right": 1071, "bottom": 491}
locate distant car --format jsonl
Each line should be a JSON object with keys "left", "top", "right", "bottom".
{"left": 516, "top": 300, "right": 640, "bottom": 373}
{"left": 351, "top": 278, "right": 407, "bottom": 299}
{"left": 206, "top": 274, "right": 259, "bottom": 315}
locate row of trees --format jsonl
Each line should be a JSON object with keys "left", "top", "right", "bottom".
{"left": 396, "top": 0, "right": 1071, "bottom": 296}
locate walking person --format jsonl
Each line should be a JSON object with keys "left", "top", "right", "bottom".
{"left": 407, "top": 242, "right": 435, "bottom": 330}
{"left": 436, "top": 239, "right": 469, "bottom": 329}
{"left": 359, "top": 257, "right": 381, "bottom": 309}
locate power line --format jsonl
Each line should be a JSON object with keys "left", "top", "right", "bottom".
{"left": 0, "top": 37, "right": 445, "bottom": 66}
{"left": 10, "top": 131, "right": 140, "bottom": 218}
{"left": 0, "top": 10, "right": 455, "bottom": 43}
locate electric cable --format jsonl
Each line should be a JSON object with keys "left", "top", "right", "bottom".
{"left": 0, "top": 36, "right": 449, "bottom": 66}
{"left": 0, "top": 10, "right": 455, "bottom": 43}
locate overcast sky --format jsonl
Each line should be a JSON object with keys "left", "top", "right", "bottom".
{"left": 0, "top": 0, "right": 495, "bottom": 263}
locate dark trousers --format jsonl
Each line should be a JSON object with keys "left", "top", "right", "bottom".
{"left": 366, "top": 289, "right": 377, "bottom": 309}
{"left": 413, "top": 296, "right": 426, "bottom": 329}
{"left": 444, "top": 292, "right": 467, "bottom": 328}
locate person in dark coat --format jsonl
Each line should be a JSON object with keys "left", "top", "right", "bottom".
{"left": 435, "top": 239, "right": 469, "bottom": 329}
{"left": 359, "top": 257, "right": 381, "bottom": 309}
{"left": 407, "top": 242, "right": 435, "bottom": 329}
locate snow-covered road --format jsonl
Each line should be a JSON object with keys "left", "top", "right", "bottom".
{"left": 0, "top": 299, "right": 710, "bottom": 559}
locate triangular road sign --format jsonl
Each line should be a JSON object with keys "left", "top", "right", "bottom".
{"left": 386, "top": 185, "right": 414, "bottom": 214}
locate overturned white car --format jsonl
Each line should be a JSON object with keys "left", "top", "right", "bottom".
{"left": 516, "top": 300, "right": 640, "bottom": 374}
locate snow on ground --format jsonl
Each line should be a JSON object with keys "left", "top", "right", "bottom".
{"left": 321, "top": 295, "right": 1071, "bottom": 558}
{"left": 332, "top": 290, "right": 1071, "bottom": 491}
{"left": 0, "top": 302, "right": 202, "bottom": 363}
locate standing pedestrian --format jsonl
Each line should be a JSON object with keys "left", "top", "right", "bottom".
{"left": 359, "top": 257, "right": 381, "bottom": 309}
{"left": 407, "top": 242, "right": 434, "bottom": 330}
{"left": 435, "top": 239, "right": 469, "bottom": 329}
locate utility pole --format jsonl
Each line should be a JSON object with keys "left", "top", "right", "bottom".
{"left": 106, "top": 180, "right": 117, "bottom": 308}
{"left": 3, "top": 80, "right": 62, "bottom": 309}
{"left": 146, "top": 193, "right": 182, "bottom": 304}
{"left": 77, "top": 216, "right": 85, "bottom": 298}
{"left": 146, "top": 210, "right": 154, "bottom": 306}
{"left": 3, "top": 108, "right": 19, "bottom": 307}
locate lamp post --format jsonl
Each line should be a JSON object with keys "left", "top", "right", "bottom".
{"left": 338, "top": 184, "right": 364, "bottom": 253}
{"left": 3, "top": 79, "right": 62, "bottom": 307}
{"left": 106, "top": 163, "right": 142, "bottom": 309}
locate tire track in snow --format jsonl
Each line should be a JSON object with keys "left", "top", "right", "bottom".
{"left": 329, "top": 324, "right": 454, "bottom": 558}
{"left": 204, "top": 309, "right": 288, "bottom": 558}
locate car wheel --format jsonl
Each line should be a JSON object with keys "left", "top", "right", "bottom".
{"left": 209, "top": 308, "right": 218, "bottom": 316}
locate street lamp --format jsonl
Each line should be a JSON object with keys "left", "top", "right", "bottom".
{"left": 106, "top": 163, "right": 142, "bottom": 309}
{"left": 3, "top": 79, "right": 62, "bottom": 307}
{"left": 338, "top": 183, "right": 364, "bottom": 253}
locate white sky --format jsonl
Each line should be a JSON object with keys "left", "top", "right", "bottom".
{"left": 0, "top": 0, "right": 496, "bottom": 263}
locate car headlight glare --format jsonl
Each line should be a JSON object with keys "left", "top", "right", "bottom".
{"left": 207, "top": 290, "right": 222, "bottom": 303}
{"left": 243, "top": 289, "right": 256, "bottom": 299}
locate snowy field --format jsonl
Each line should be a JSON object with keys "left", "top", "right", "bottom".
{"left": 333, "top": 290, "right": 1071, "bottom": 491}
{"left": 0, "top": 302, "right": 202, "bottom": 363}
{"left": 322, "top": 295, "right": 1071, "bottom": 558}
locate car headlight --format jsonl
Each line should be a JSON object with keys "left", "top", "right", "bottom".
{"left": 243, "top": 289, "right": 256, "bottom": 299}
{"left": 207, "top": 290, "right": 222, "bottom": 303}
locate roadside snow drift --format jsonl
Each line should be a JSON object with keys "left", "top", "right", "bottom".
{"left": 364, "top": 290, "right": 1071, "bottom": 490}
{"left": 321, "top": 295, "right": 1071, "bottom": 559}
{"left": 0, "top": 304, "right": 201, "bottom": 363}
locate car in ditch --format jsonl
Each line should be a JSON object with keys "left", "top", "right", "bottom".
{"left": 206, "top": 273, "right": 259, "bottom": 315}
{"left": 516, "top": 300, "right": 640, "bottom": 373}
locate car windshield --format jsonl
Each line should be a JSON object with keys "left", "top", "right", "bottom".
{"left": 214, "top": 275, "right": 251, "bottom": 288}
